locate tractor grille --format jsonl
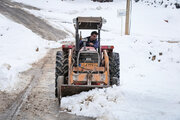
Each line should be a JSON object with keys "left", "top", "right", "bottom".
{"left": 79, "top": 53, "right": 99, "bottom": 63}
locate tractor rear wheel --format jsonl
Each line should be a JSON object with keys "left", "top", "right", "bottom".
{"left": 109, "top": 52, "right": 120, "bottom": 85}
{"left": 55, "top": 51, "right": 63, "bottom": 97}
{"left": 55, "top": 50, "right": 69, "bottom": 97}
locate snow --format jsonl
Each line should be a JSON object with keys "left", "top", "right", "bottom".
{"left": 0, "top": 14, "right": 59, "bottom": 91}
{"left": 4, "top": 0, "right": 180, "bottom": 119}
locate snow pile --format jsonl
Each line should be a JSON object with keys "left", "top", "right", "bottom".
{"left": 134, "top": 0, "right": 180, "bottom": 9}
{"left": 62, "top": 84, "right": 180, "bottom": 120}
{"left": 0, "top": 14, "right": 59, "bottom": 91}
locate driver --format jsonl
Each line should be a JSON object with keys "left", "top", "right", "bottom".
{"left": 79, "top": 31, "right": 99, "bottom": 49}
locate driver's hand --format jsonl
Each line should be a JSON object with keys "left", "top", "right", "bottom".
{"left": 89, "top": 43, "right": 94, "bottom": 46}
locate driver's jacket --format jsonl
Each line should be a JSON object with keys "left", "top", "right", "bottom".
{"left": 79, "top": 36, "right": 99, "bottom": 49}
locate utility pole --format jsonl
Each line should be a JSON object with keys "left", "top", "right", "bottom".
{"left": 125, "top": 0, "right": 132, "bottom": 35}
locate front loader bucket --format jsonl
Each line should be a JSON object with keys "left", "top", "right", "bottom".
{"left": 61, "top": 85, "right": 109, "bottom": 97}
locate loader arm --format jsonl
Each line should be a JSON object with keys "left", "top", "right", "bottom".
{"left": 103, "top": 50, "right": 110, "bottom": 85}
{"left": 68, "top": 48, "right": 73, "bottom": 85}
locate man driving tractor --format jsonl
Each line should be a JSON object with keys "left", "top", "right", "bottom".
{"left": 79, "top": 31, "right": 99, "bottom": 49}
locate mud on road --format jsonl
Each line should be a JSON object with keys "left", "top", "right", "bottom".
{"left": 14, "top": 49, "right": 94, "bottom": 120}
{"left": 0, "top": 49, "right": 94, "bottom": 120}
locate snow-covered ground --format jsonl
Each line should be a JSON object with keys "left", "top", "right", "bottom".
{"left": 0, "top": 14, "right": 59, "bottom": 91}
{"left": 3, "top": 0, "right": 180, "bottom": 119}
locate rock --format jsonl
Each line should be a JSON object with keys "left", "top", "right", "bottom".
{"left": 36, "top": 47, "right": 39, "bottom": 52}
{"left": 164, "top": 20, "right": 168, "bottom": 23}
{"left": 152, "top": 55, "right": 156, "bottom": 61}
{"left": 159, "top": 52, "right": 163, "bottom": 56}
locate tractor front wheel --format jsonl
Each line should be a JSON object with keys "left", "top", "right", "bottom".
{"left": 109, "top": 52, "right": 120, "bottom": 85}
